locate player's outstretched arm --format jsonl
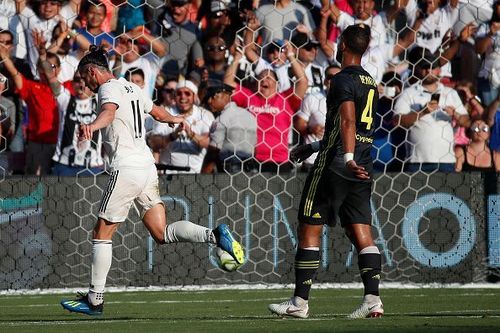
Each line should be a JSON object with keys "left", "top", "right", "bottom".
{"left": 149, "top": 104, "right": 184, "bottom": 125}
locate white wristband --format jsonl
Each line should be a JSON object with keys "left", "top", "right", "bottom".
{"left": 343, "top": 153, "right": 354, "bottom": 165}
{"left": 310, "top": 141, "right": 321, "bottom": 152}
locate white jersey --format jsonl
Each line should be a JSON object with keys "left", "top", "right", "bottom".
{"left": 118, "top": 53, "right": 162, "bottom": 98}
{"left": 337, "top": 12, "right": 387, "bottom": 50}
{"left": 53, "top": 87, "right": 104, "bottom": 168}
{"left": 393, "top": 83, "right": 467, "bottom": 163}
{"left": 97, "top": 77, "right": 155, "bottom": 171}
{"left": 296, "top": 92, "right": 327, "bottom": 165}
{"left": 476, "top": 23, "right": 500, "bottom": 88}
{"left": 406, "top": 0, "right": 458, "bottom": 53}
{"left": 151, "top": 105, "right": 214, "bottom": 174}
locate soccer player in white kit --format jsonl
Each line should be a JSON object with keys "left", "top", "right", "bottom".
{"left": 61, "top": 46, "right": 245, "bottom": 315}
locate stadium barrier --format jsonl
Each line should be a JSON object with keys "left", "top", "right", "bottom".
{"left": 0, "top": 172, "right": 498, "bottom": 290}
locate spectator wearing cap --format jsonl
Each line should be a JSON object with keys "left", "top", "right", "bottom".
{"left": 202, "top": 83, "right": 257, "bottom": 173}
{"left": 201, "top": 0, "right": 236, "bottom": 47}
{"left": 224, "top": 43, "right": 308, "bottom": 172}
{"left": 148, "top": 80, "right": 214, "bottom": 173}
{"left": 155, "top": 0, "right": 204, "bottom": 78}
{"left": 244, "top": 15, "right": 290, "bottom": 92}
{"left": 289, "top": 31, "right": 325, "bottom": 94}
{"left": 393, "top": 47, "right": 470, "bottom": 172}
{"left": 112, "top": 27, "right": 167, "bottom": 98}
{"left": 255, "top": 0, "right": 316, "bottom": 47}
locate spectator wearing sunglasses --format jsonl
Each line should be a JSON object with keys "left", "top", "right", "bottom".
{"left": 454, "top": 120, "right": 496, "bottom": 171}
{"left": 148, "top": 80, "right": 214, "bottom": 173}
{"left": 189, "top": 35, "right": 229, "bottom": 87}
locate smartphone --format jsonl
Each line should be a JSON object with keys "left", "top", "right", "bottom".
{"left": 431, "top": 93, "right": 440, "bottom": 102}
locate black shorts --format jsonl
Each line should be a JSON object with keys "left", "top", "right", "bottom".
{"left": 298, "top": 168, "right": 372, "bottom": 227}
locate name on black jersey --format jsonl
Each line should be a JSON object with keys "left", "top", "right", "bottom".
{"left": 359, "top": 75, "right": 376, "bottom": 87}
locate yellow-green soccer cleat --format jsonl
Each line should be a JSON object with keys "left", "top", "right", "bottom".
{"left": 213, "top": 224, "right": 245, "bottom": 265}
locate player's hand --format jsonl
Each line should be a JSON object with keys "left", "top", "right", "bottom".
{"left": 346, "top": 160, "right": 370, "bottom": 180}
{"left": 290, "top": 144, "right": 314, "bottom": 163}
{"left": 78, "top": 124, "right": 94, "bottom": 141}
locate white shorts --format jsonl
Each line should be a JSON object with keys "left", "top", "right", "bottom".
{"left": 98, "top": 165, "right": 162, "bottom": 222}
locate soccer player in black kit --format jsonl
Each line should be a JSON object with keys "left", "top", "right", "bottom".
{"left": 268, "top": 24, "right": 383, "bottom": 319}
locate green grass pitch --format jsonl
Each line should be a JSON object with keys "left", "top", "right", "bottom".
{"left": 0, "top": 288, "right": 499, "bottom": 333}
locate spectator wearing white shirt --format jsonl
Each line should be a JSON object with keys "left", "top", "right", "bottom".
{"left": 393, "top": 47, "right": 470, "bottom": 172}
{"left": 475, "top": 1, "right": 500, "bottom": 105}
{"left": 148, "top": 80, "right": 214, "bottom": 174}
{"left": 15, "top": 0, "right": 80, "bottom": 79}
{"left": 112, "top": 28, "right": 167, "bottom": 98}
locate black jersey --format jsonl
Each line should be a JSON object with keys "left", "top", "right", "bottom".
{"left": 314, "top": 65, "right": 378, "bottom": 182}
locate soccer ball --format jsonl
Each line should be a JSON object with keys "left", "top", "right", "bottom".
{"left": 215, "top": 247, "right": 242, "bottom": 272}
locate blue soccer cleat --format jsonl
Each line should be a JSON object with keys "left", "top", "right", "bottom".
{"left": 61, "top": 292, "right": 103, "bottom": 316}
{"left": 213, "top": 224, "right": 245, "bottom": 265}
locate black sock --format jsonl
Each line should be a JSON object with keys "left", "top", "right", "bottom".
{"left": 293, "top": 249, "right": 320, "bottom": 300}
{"left": 358, "top": 253, "right": 381, "bottom": 296}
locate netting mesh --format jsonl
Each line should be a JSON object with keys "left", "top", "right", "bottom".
{"left": 0, "top": 0, "right": 499, "bottom": 290}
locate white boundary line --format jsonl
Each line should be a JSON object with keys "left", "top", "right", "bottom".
{"left": 1, "top": 282, "right": 500, "bottom": 296}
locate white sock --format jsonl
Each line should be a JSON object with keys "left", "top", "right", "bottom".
{"left": 164, "top": 220, "right": 215, "bottom": 244}
{"left": 89, "top": 239, "right": 112, "bottom": 305}
{"left": 359, "top": 245, "right": 380, "bottom": 255}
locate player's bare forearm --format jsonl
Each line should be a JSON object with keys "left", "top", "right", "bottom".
{"left": 339, "top": 101, "right": 356, "bottom": 154}
{"left": 149, "top": 105, "right": 183, "bottom": 125}
{"left": 91, "top": 105, "right": 116, "bottom": 132}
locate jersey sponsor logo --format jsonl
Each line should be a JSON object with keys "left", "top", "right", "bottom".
{"left": 417, "top": 30, "right": 441, "bottom": 40}
{"left": 355, "top": 133, "right": 373, "bottom": 143}
{"left": 248, "top": 105, "right": 281, "bottom": 115}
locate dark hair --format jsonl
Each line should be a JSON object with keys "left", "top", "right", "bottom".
{"left": 340, "top": 24, "right": 371, "bottom": 56}
{"left": 0, "top": 29, "right": 14, "bottom": 40}
{"left": 83, "top": 0, "right": 107, "bottom": 15}
{"left": 78, "top": 45, "right": 109, "bottom": 72}
{"left": 46, "top": 52, "right": 61, "bottom": 67}
{"left": 491, "top": 0, "right": 500, "bottom": 23}
{"left": 126, "top": 67, "right": 145, "bottom": 81}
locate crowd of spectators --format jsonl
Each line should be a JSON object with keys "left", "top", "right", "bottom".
{"left": 0, "top": 0, "right": 499, "bottom": 176}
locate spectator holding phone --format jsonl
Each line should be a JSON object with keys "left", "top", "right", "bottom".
{"left": 393, "top": 47, "right": 470, "bottom": 172}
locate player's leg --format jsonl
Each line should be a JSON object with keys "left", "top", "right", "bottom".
{"left": 61, "top": 169, "right": 135, "bottom": 315}
{"left": 269, "top": 170, "right": 332, "bottom": 318}
{"left": 138, "top": 165, "right": 244, "bottom": 263}
{"left": 341, "top": 181, "right": 383, "bottom": 319}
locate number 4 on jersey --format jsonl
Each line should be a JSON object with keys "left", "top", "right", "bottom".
{"left": 361, "top": 89, "right": 375, "bottom": 130}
